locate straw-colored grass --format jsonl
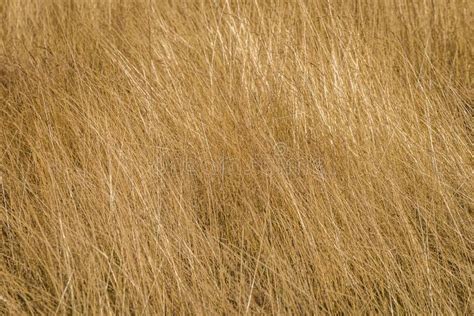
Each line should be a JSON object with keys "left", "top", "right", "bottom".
{"left": 1, "top": 0, "right": 472, "bottom": 314}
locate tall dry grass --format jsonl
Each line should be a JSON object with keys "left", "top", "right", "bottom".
{"left": 0, "top": 0, "right": 473, "bottom": 314}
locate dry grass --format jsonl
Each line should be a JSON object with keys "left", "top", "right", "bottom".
{"left": 0, "top": 0, "right": 473, "bottom": 314}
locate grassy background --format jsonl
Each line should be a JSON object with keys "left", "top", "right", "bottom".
{"left": 1, "top": 0, "right": 472, "bottom": 314}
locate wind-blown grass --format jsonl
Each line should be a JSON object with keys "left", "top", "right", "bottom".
{"left": 0, "top": 0, "right": 472, "bottom": 314}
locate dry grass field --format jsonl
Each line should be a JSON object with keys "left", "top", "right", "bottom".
{"left": 1, "top": 0, "right": 473, "bottom": 314}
